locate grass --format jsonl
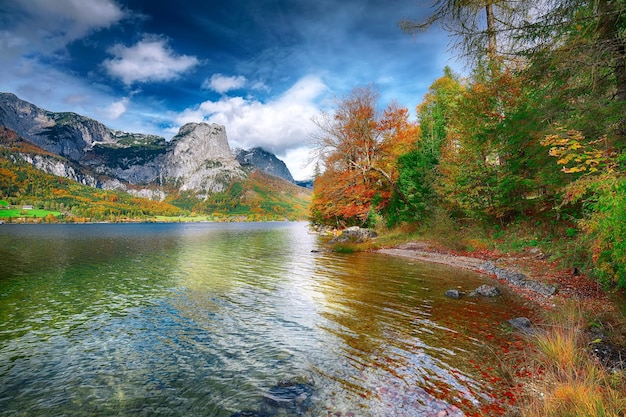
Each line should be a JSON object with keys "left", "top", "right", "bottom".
{"left": 0, "top": 208, "right": 61, "bottom": 219}
{"left": 515, "top": 303, "right": 626, "bottom": 417}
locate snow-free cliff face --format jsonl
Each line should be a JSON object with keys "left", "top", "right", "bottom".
{"left": 164, "top": 123, "right": 245, "bottom": 195}
{"left": 234, "top": 147, "right": 295, "bottom": 183}
{"left": 0, "top": 93, "right": 116, "bottom": 161}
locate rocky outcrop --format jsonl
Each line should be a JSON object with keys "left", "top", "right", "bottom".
{"left": 0, "top": 92, "right": 144, "bottom": 161}
{"left": 234, "top": 147, "right": 294, "bottom": 182}
{"left": 16, "top": 153, "right": 98, "bottom": 187}
{"left": 164, "top": 123, "right": 245, "bottom": 196}
{"left": 480, "top": 261, "right": 557, "bottom": 296}
{"left": 329, "top": 226, "right": 378, "bottom": 244}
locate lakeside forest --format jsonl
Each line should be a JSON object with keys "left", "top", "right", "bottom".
{"left": 310, "top": 0, "right": 626, "bottom": 290}
{"left": 307, "top": 2, "right": 626, "bottom": 413}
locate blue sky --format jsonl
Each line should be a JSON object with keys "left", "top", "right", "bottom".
{"left": 0, "top": 0, "right": 456, "bottom": 180}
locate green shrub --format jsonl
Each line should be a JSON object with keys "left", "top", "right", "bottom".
{"left": 583, "top": 176, "right": 626, "bottom": 288}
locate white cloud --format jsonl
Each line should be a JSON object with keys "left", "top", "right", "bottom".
{"left": 103, "top": 35, "right": 199, "bottom": 85}
{"left": 174, "top": 75, "right": 328, "bottom": 180}
{"left": 281, "top": 147, "right": 317, "bottom": 181}
{"left": 2, "top": 0, "right": 124, "bottom": 55}
{"left": 202, "top": 74, "right": 247, "bottom": 93}
{"left": 250, "top": 80, "right": 270, "bottom": 92}
{"left": 102, "top": 97, "right": 129, "bottom": 120}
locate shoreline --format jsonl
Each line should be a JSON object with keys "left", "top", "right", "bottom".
{"left": 376, "top": 241, "right": 613, "bottom": 312}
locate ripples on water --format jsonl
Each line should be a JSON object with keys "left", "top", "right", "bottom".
{"left": 0, "top": 222, "right": 535, "bottom": 416}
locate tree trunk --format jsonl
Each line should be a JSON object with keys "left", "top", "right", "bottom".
{"left": 370, "top": 166, "right": 412, "bottom": 208}
{"left": 485, "top": 3, "right": 497, "bottom": 60}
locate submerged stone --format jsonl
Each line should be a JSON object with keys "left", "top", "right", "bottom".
{"left": 261, "top": 380, "right": 315, "bottom": 415}
{"left": 470, "top": 284, "right": 500, "bottom": 297}
{"left": 445, "top": 289, "right": 462, "bottom": 299}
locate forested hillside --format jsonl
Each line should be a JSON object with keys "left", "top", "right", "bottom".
{"left": 0, "top": 127, "right": 311, "bottom": 222}
{"left": 311, "top": 0, "right": 625, "bottom": 288}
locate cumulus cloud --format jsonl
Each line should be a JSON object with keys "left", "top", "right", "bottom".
{"left": 202, "top": 74, "right": 247, "bottom": 93}
{"left": 103, "top": 35, "right": 199, "bottom": 85}
{"left": 174, "top": 75, "right": 329, "bottom": 180}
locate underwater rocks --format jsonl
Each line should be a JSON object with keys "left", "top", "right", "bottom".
{"left": 263, "top": 381, "right": 314, "bottom": 411}
{"left": 445, "top": 284, "right": 501, "bottom": 299}
{"left": 230, "top": 412, "right": 269, "bottom": 417}
{"left": 470, "top": 284, "right": 501, "bottom": 297}
{"left": 231, "top": 380, "right": 314, "bottom": 417}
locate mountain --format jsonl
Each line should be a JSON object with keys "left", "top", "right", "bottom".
{"left": 295, "top": 179, "right": 314, "bottom": 189}
{"left": 0, "top": 126, "right": 310, "bottom": 221}
{"left": 234, "top": 147, "right": 294, "bottom": 183}
{"left": 0, "top": 93, "right": 301, "bottom": 200}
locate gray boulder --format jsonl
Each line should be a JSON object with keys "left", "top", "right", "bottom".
{"left": 329, "top": 226, "right": 377, "bottom": 243}
{"left": 507, "top": 317, "right": 534, "bottom": 334}
{"left": 480, "top": 261, "right": 557, "bottom": 296}
{"left": 470, "top": 284, "right": 501, "bottom": 297}
{"left": 445, "top": 289, "right": 462, "bottom": 299}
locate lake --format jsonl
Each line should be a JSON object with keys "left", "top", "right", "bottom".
{"left": 0, "top": 222, "right": 534, "bottom": 416}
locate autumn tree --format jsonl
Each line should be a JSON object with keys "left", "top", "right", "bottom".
{"left": 434, "top": 66, "right": 572, "bottom": 220}
{"left": 310, "top": 86, "right": 419, "bottom": 226}
{"left": 385, "top": 67, "right": 465, "bottom": 225}
{"left": 518, "top": 0, "right": 625, "bottom": 148}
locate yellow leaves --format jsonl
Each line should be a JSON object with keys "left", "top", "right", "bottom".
{"left": 542, "top": 126, "right": 615, "bottom": 175}
{"left": 562, "top": 166, "right": 587, "bottom": 173}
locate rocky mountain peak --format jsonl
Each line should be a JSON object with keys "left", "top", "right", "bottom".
{"left": 164, "top": 122, "right": 245, "bottom": 195}
{"left": 170, "top": 123, "right": 234, "bottom": 161}
{"left": 234, "top": 146, "right": 294, "bottom": 183}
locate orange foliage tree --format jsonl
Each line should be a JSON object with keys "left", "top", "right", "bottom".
{"left": 310, "top": 86, "right": 419, "bottom": 226}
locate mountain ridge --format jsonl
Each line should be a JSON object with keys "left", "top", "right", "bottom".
{"left": 0, "top": 92, "right": 302, "bottom": 199}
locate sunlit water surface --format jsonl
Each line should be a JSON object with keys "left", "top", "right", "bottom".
{"left": 0, "top": 222, "right": 534, "bottom": 416}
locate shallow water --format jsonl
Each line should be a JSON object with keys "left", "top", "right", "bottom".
{"left": 0, "top": 222, "right": 534, "bottom": 416}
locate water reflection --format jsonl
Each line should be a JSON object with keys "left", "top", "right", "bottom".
{"left": 308, "top": 251, "right": 535, "bottom": 416}
{"left": 0, "top": 222, "right": 534, "bottom": 416}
